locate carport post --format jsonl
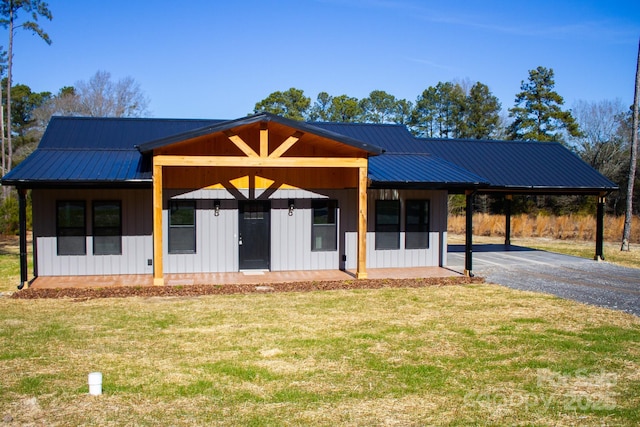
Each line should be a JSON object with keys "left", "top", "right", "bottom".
{"left": 595, "top": 195, "right": 605, "bottom": 261}
{"left": 504, "top": 195, "right": 512, "bottom": 246}
{"left": 465, "top": 190, "right": 474, "bottom": 277}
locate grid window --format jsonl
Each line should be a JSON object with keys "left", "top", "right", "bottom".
{"left": 312, "top": 200, "right": 337, "bottom": 251}
{"left": 93, "top": 201, "right": 122, "bottom": 255}
{"left": 375, "top": 200, "right": 400, "bottom": 250}
{"left": 405, "top": 200, "right": 430, "bottom": 249}
{"left": 169, "top": 201, "right": 196, "bottom": 254}
{"left": 57, "top": 201, "right": 86, "bottom": 255}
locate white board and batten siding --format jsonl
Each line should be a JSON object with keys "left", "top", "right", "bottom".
{"left": 341, "top": 189, "right": 448, "bottom": 270}
{"left": 32, "top": 187, "right": 449, "bottom": 276}
{"left": 163, "top": 196, "right": 238, "bottom": 274}
{"left": 32, "top": 189, "right": 153, "bottom": 276}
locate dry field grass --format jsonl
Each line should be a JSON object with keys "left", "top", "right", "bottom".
{"left": 449, "top": 213, "right": 640, "bottom": 243}
{"left": 1, "top": 285, "right": 639, "bottom": 425}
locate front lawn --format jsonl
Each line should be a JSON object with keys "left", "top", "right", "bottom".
{"left": 1, "top": 285, "right": 638, "bottom": 425}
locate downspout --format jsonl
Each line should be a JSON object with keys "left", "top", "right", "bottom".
{"left": 17, "top": 188, "right": 28, "bottom": 289}
{"left": 465, "top": 190, "right": 474, "bottom": 277}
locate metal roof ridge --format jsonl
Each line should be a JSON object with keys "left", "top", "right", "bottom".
{"left": 418, "top": 136, "right": 566, "bottom": 146}
{"left": 49, "top": 115, "right": 228, "bottom": 123}
{"left": 36, "top": 147, "right": 139, "bottom": 152}
{"left": 308, "top": 121, "right": 408, "bottom": 128}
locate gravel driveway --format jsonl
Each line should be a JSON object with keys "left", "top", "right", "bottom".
{"left": 447, "top": 244, "right": 640, "bottom": 317}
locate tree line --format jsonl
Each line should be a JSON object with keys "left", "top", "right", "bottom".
{"left": 253, "top": 66, "right": 582, "bottom": 144}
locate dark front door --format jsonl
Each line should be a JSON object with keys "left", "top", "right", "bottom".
{"left": 239, "top": 201, "right": 270, "bottom": 270}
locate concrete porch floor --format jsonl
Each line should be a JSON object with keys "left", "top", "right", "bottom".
{"left": 29, "top": 267, "right": 460, "bottom": 289}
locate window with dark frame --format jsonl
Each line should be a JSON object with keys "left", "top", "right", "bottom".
{"left": 375, "top": 200, "right": 400, "bottom": 250}
{"left": 93, "top": 201, "right": 122, "bottom": 255}
{"left": 312, "top": 200, "right": 337, "bottom": 251}
{"left": 169, "top": 200, "right": 196, "bottom": 254}
{"left": 57, "top": 201, "right": 86, "bottom": 255}
{"left": 405, "top": 199, "right": 430, "bottom": 249}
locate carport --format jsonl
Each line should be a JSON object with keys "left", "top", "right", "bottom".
{"left": 422, "top": 138, "right": 619, "bottom": 276}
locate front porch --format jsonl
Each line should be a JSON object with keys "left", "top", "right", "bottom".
{"left": 28, "top": 266, "right": 460, "bottom": 289}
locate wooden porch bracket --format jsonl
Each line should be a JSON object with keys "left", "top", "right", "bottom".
{"left": 356, "top": 165, "right": 368, "bottom": 279}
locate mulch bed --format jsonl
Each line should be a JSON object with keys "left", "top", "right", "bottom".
{"left": 11, "top": 276, "right": 484, "bottom": 300}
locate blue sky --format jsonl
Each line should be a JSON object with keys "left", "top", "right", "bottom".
{"left": 4, "top": 0, "right": 640, "bottom": 119}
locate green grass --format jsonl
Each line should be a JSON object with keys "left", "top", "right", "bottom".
{"left": 0, "top": 234, "right": 639, "bottom": 424}
{"left": 0, "top": 286, "right": 639, "bottom": 425}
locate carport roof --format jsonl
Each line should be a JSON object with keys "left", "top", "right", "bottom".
{"left": 312, "top": 122, "right": 618, "bottom": 194}
{"left": 421, "top": 138, "right": 619, "bottom": 194}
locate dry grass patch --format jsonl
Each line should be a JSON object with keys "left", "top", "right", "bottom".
{"left": 1, "top": 285, "right": 639, "bottom": 425}
{"left": 449, "top": 213, "right": 640, "bottom": 243}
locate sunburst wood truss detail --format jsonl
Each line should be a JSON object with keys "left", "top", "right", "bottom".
{"left": 269, "top": 131, "right": 304, "bottom": 159}
{"left": 223, "top": 128, "right": 304, "bottom": 159}
{"left": 224, "top": 130, "right": 259, "bottom": 158}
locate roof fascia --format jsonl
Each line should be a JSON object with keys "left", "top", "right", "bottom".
{"left": 3, "top": 180, "right": 153, "bottom": 190}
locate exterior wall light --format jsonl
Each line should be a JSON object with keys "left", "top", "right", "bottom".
{"left": 214, "top": 200, "right": 220, "bottom": 216}
{"left": 288, "top": 199, "right": 295, "bottom": 216}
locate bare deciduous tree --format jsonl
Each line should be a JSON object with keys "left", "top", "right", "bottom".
{"left": 75, "top": 70, "right": 149, "bottom": 118}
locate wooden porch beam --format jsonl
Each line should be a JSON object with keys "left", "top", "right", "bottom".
{"left": 153, "top": 161, "right": 164, "bottom": 286}
{"left": 154, "top": 155, "right": 367, "bottom": 168}
{"left": 268, "top": 132, "right": 303, "bottom": 159}
{"left": 356, "top": 165, "right": 368, "bottom": 279}
{"left": 224, "top": 131, "right": 259, "bottom": 158}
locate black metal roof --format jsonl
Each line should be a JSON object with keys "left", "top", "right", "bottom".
{"left": 368, "top": 154, "right": 488, "bottom": 189}
{"left": 421, "top": 138, "right": 618, "bottom": 194}
{"left": 2, "top": 116, "right": 222, "bottom": 187}
{"left": 1, "top": 115, "right": 618, "bottom": 194}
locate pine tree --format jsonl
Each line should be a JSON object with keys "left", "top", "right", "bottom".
{"left": 508, "top": 66, "right": 581, "bottom": 143}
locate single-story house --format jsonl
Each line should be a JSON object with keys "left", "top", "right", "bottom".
{"left": 1, "top": 112, "right": 618, "bottom": 288}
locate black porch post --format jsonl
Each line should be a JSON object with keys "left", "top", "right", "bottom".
{"left": 18, "top": 188, "right": 28, "bottom": 289}
{"left": 504, "top": 194, "right": 512, "bottom": 246}
{"left": 595, "top": 195, "right": 605, "bottom": 261}
{"left": 465, "top": 190, "right": 474, "bottom": 277}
